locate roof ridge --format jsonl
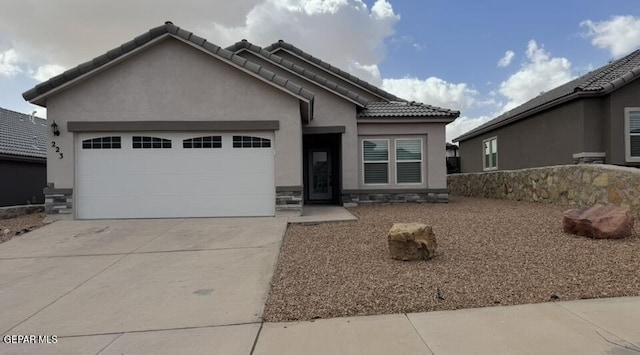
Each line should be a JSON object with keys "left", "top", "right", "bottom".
{"left": 23, "top": 23, "right": 316, "bottom": 108}
{"left": 226, "top": 39, "right": 370, "bottom": 107}
{"left": 263, "top": 40, "right": 406, "bottom": 102}
{"left": 0, "top": 107, "right": 45, "bottom": 121}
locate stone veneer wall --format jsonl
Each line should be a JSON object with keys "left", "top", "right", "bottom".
{"left": 447, "top": 164, "right": 640, "bottom": 212}
{"left": 276, "top": 190, "right": 303, "bottom": 212}
{"left": 342, "top": 191, "right": 449, "bottom": 204}
{"left": 44, "top": 186, "right": 73, "bottom": 216}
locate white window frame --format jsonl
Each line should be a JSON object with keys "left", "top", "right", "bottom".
{"left": 625, "top": 107, "right": 640, "bottom": 162}
{"left": 362, "top": 138, "right": 390, "bottom": 185}
{"left": 482, "top": 137, "right": 498, "bottom": 171}
{"left": 395, "top": 138, "right": 423, "bottom": 185}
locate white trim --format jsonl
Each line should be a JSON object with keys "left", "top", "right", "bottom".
{"left": 482, "top": 136, "right": 498, "bottom": 171}
{"left": 624, "top": 107, "right": 640, "bottom": 162}
{"left": 362, "top": 138, "right": 390, "bottom": 185}
{"left": 395, "top": 138, "right": 423, "bottom": 185}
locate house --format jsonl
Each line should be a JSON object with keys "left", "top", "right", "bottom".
{"left": 454, "top": 49, "right": 640, "bottom": 173}
{"left": 22, "top": 22, "right": 459, "bottom": 220}
{"left": 0, "top": 107, "right": 47, "bottom": 207}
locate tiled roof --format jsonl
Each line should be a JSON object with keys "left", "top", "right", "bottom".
{"left": 358, "top": 101, "right": 459, "bottom": 118}
{"left": 0, "top": 107, "right": 47, "bottom": 160}
{"left": 263, "top": 40, "right": 405, "bottom": 102}
{"left": 226, "top": 40, "right": 370, "bottom": 107}
{"left": 454, "top": 49, "right": 640, "bottom": 142}
{"left": 23, "top": 22, "right": 315, "bottom": 106}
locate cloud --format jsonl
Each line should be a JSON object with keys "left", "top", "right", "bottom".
{"left": 0, "top": 48, "right": 22, "bottom": 77}
{"left": 205, "top": 0, "right": 399, "bottom": 84}
{"left": 382, "top": 77, "right": 478, "bottom": 112}
{"left": 581, "top": 15, "right": 640, "bottom": 57}
{"left": 497, "top": 50, "right": 515, "bottom": 67}
{"left": 446, "top": 115, "right": 493, "bottom": 142}
{"left": 30, "top": 64, "right": 66, "bottom": 82}
{"left": 498, "top": 40, "right": 574, "bottom": 112}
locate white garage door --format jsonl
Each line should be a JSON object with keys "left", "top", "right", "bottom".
{"left": 76, "top": 132, "right": 275, "bottom": 219}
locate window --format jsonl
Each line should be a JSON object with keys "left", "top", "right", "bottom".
{"left": 625, "top": 108, "right": 640, "bottom": 162}
{"left": 483, "top": 137, "right": 498, "bottom": 170}
{"left": 132, "top": 136, "right": 171, "bottom": 149}
{"left": 82, "top": 136, "right": 121, "bottom": 149}
{"left": 396, "top": 139, "right": 422, "bottom": 184}
{"left": 363, "top": 139, "right": 389, "bottom": 184}
{"left": 232, "top": 136, "right": 271, "bottom": 148}
{"left": 183, "top": 136, "right": 222, "bottom": 149}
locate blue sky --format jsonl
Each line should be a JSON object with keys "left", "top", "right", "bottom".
{"left": 0, "top": 0, "right": 639, "bottom": 140}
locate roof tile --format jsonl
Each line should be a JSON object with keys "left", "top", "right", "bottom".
{"left": 359, "top": 101, "right": 459, "bottom": 119}
{"left": 0, "top": 107, "right": 47, "bottom": 159}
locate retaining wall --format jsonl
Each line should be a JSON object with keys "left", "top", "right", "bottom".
{"left": 447, "top": 165, "right": 640, "bottom": 212}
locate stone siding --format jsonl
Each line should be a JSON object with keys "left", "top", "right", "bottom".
{"left": 448, "top": 164, "right": 640, "bottom": 212}
{"left": 342, "top": 192, "right": 448, "bottom": 205}
{"left": 276, "top": 190, "right": 303, "bottom": 213}
{"left": 44, "top": 186, "right": 73, "bottom": 216}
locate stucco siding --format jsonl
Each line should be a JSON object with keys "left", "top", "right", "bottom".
{"left": 357, "top": 123, "right": 447, "bottom": 189}
{"left": 238, "top": 50, "right": 360, "bottom": 189}
{"left": 459, "top": 99, "right": 585, "bottom": 173}
{"left": 606, "top": 77, "right": 640, "bottom": 166}
{"left": 44, "top": 37, "right": 303, "bottom": 189}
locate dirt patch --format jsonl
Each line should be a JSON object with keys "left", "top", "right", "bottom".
{"left": 0, "top": 213, "right": 48, "bottom": 243}
{"left": 264, "top": 197, "right": 640, "bottom": 322}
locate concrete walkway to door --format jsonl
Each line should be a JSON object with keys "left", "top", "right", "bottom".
{"left": 0, "top": 217, "right": 288, "bottom": 354}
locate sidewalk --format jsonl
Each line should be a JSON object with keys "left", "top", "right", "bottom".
{"left": 254, "top": 296, "right": 640, "bottom": 355}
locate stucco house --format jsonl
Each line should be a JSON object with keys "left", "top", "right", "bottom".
{"left": 0, "top": 107, "right": 47, "bottom": 207}
{"left": 22, "top": 22, "right": 459, "bottom": 219}
{"left": 454, "top": 49, "right": 640, "bottom": 173}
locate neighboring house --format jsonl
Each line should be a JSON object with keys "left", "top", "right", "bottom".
{"left": 446, "top": 143, "right": 460, "bottom": 174}
{"left": 454, "top": 49, "right": 640, "bottom": 173}
{"left": 22, "top": 22, "right": 459, "bottom": 220}
{"left": 0, "top": 107, "right": 47, "bottom": 207}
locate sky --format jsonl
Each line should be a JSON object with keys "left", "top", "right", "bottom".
{"left": 1, "top": 0, "right": 639, "bottom": 142}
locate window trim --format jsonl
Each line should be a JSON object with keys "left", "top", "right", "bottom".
{"left": 625, "top": 107, "right": 640, "bottom": 162}
{"left": 362, "top": 138, "right": 390, "bottom": 186}
{"left": 482, "top": 136, "right": 498, "bottom": 171}
{"left": 395, "top": 138, "right": 423, "bottom": 185}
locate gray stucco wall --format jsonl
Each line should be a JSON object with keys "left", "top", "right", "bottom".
{"left": 44, "top": 37, "right": 303, "bottom": 191}
{"left": 237, "top": 50, "right": 360, "bottom": 189}
{"left": 0, "top": 159, "right": 46, "bottom": 207}
{"left": 459, "top": 99, "right": 587, "bottom": 173}
{"left": 357, "top": 122, "right": 447, "bottom": 189}
{"left": 606, "top": 78, "right": 640, "bottom": 166}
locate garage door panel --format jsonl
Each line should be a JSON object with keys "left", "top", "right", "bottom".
{"left": 76, "top": 132, "right": 276, "bottom": 219}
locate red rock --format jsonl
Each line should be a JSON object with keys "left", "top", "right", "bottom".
{"left": 563, "top": 204, "right": 635, "bottom": 239}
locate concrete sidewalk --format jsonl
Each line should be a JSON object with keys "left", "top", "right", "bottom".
{"left": 254, "top": 297, "right": 640, "bottom": 355}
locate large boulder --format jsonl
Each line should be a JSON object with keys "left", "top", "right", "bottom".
{"left": 388, "top": 223, "right": 437, "bottom": 261}
{"left": 563, "top": 204, "right": 635, "bottom": 239}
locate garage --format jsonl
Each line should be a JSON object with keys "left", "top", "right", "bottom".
{"left": 76, "top": 132, "right": 275, "bottom": 219}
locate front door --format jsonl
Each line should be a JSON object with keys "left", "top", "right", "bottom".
{"left": 308, "top": 149, "right": 332, "bottom": 200}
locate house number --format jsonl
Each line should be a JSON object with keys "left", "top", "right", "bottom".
{"left": 51, "top": 141, "right": 64, "bottom": 159}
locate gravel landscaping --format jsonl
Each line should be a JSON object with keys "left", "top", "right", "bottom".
{"left": 264, "top": 197, "right": 640, "bottom": 322}
{"left": 0, "top": 213, "right": 48, "bottom": 243}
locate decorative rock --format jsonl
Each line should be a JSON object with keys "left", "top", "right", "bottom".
{"left": 563, "top": 204, "right": 635, "bottom": 239}
{"left": 2, "top": 228, "right": 10, "bottom": 236}
{"left": 388, "top": 223, "right": 437, "bottom": 261}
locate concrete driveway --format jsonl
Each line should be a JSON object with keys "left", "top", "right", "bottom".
{"left": 0, "top": 217, "right": 287, "bottom": 354}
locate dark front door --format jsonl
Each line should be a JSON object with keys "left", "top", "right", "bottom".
{"left": 308, "top": 149, "right": 332, "bottom": 200}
